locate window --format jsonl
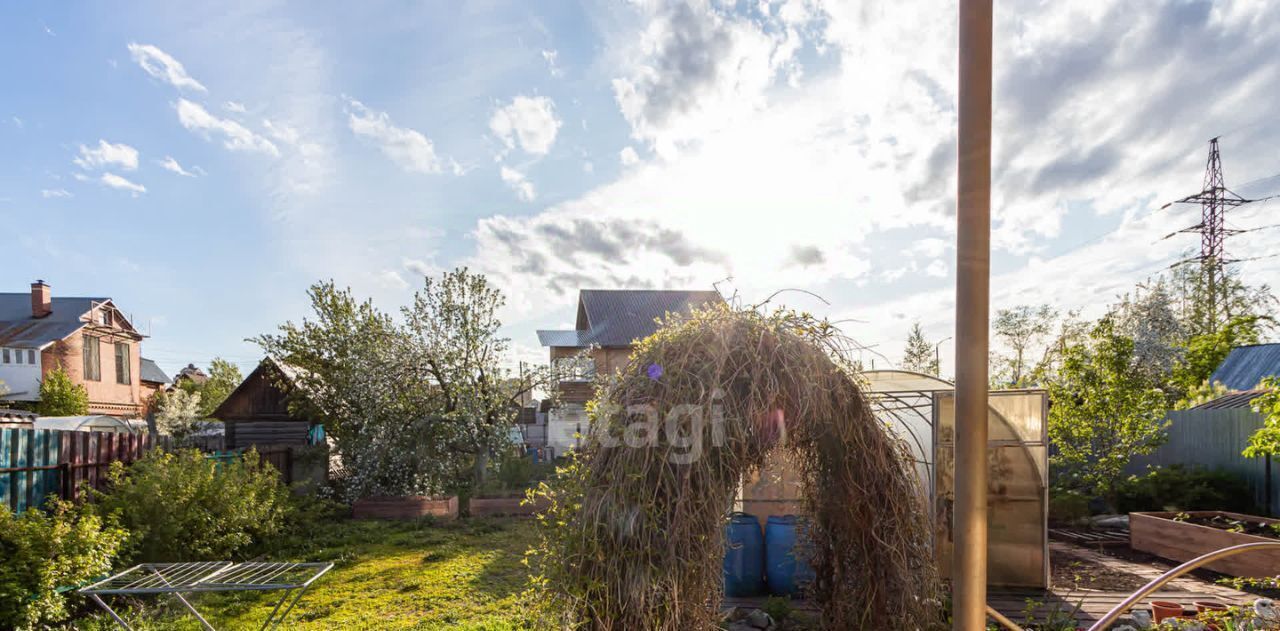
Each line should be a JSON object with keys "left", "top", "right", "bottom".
{"left": 83, "top": 336, "right": 101, "bottom": 381}
{"left": 14, "top": 349, "right": 21, "bottom": 364}
{"left": 1, "top": 349, "right": 8, "bottom": 364}
{"left": 27, "top": 350, "right": 34, "bottom": 364}
{"left": 115, "top": 342, "right": 131, "bottom": 384}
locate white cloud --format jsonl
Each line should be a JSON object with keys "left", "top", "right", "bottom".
{"left": 500, "top": 166, "right": 536, "bottom": 202}
{"left": 127, "top": 42, "right": 207, "bottom": 92}
{"left": 402, "top": 257, "right": 437, "bottom": 278}
{"left": 375, "top": 269, "right": 409, "bottom": 290}
{"left": 223, "top": 101, "right": 247, "bottom": 113}
{"left": 73, "top": 140, "right": 139, "bottom": 171}
{"left": 583, "top": 161, "right": 594, "bottom": 174}
{"left": 41, "top": 188, "right": 72, "bottom": 199}
{"left": 924, "top": 259, "right": 948, "bottom": 278}
{"left": 158, "top": 156, "right": 198, "bottom": 177}
{"left": 489, "top": 96, "right": 561, "bottom": 156}
{"left": 346, "top": 97, "right": 448, "bottom": 174}
{"left": 100, "top": 172, "right": 146, "bottom": 196}
{"left": 175, "top": 99, "right": 280, "bottom": 156}
{"left": 610, "top": 0, "right": 813, "bottom": 156}
{"left": 620, "top": 146, "right": 640, "bottom": 166}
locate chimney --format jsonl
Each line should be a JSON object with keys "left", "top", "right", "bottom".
{"left": 31, "top": 280, "right": 51, "bottom": 318}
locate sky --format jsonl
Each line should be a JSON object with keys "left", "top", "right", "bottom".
{"left": 4, "top": 0, "right": 1280, "bottom": 380}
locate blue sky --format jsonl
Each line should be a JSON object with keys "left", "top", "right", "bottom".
{"left": 4, "top": 0, "right": 1280, "bottom": 379}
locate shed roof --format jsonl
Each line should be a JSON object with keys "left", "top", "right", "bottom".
{"left": 1192, "top": 389, "right": 1267, "bottom": 410}
{"left": 139, "top": 358, "right": 170, "bottom": 384}
{"left": 538, "top": 289, "right": 724, "bottom": 348}
{"left": 0, "top": 294, "right": 109, "bottom": 349}
{"left": 1210, "top": 343, "right": 1280, "bottom": 391}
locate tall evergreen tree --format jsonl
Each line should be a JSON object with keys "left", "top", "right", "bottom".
{"left": 901, "top": 322, "right": 939, "bottom": 376}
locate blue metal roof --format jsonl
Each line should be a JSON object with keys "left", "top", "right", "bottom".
{"left": 1211, "top": 343, "right": 1280, "bottom": 390}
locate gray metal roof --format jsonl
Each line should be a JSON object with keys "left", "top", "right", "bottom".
{"left": 536, "top": 329, "right": 588, "bottom": 347}
{"left": 0, "top": 294, "right": 107, "bottom": 348}
{"left": 539, "top": 289, "right": 724, "bottom": 348}
{"left": 1210, "top": 343, "right": 1280, "bottom": 390}
{"left": 1192, "top": 389, "right": 1266, "bottom": 410}
{"left": 139, "top": 357, "right": 170, "bottom": 384}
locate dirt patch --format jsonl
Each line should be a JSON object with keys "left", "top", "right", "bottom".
{"left": 1052, "top": 549, "right": 1154, "bottom": 591}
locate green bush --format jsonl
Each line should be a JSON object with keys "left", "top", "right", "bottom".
{"left": 91, "top": 449, "right": 292, "bottom": 563}
{"left": 1114, "top": 465, "right": 1256, "bottom": 515}
{"left": 0, "top": 501, "right": 127, "bottom": 630}
{"left": 1048, "top": 488, "right": 1092, "bottom": 524}
{"left": 37, "top": 366, "right": 89, "bottom": 416}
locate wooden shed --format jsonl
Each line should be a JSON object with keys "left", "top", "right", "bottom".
{"left": 212, "top": 357, "right": 317, "bottom": 449}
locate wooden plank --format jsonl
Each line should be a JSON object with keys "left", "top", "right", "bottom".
{"left": 14, "top": 427, "right": 29, "bottom": 513}
{"left": 1132, "top": 511, "right": 1280, "bottom": 578}
{"left": 0, "top": 429, "right": 11, "bottom": 512}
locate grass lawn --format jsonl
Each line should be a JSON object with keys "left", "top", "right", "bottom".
{"left": 80, "top": 516, "right": 540, "bottom": 630}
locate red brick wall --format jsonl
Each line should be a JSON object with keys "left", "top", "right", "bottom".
{"left": 41, "top": 327, "right": 142, "bottom": 416}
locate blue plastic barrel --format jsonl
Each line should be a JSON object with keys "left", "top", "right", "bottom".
{"left": 765, "top": 515, "right": 815, "bottom": 596}
{"left": 722, "top": 512, "right": 765, "bottom": 597}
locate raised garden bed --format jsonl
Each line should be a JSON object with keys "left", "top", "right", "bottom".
{"left": 353, "top": 496, "right": 458, "bottom": 520}
{"left": 1130, "top": 511, "right": 1280, "bottom": 578}
{"left": 352, "top": 495, "right": 549, "bottom": 519}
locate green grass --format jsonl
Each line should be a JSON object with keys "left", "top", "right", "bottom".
{"left": 79, "top": 516, "right": 540, "bottom": 630}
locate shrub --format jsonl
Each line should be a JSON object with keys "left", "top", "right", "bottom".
{"left": 1114, "top": 465, "right": 1256, "bottom": 515}
{"left": 37, "top": 367, "right": 89, "bottom": 416}
{"left": 1048, "top": 488, "right": 1092, "bottom": 524}
{"left": 91, "top": 449, "right": 291, "bottom": 563}
{"left": 0, "top": 501, "right": 127, "bottom": 630}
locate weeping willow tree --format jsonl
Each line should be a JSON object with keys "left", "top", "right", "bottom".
{"left": 528, "top": 305, "right": 939, "bottom": 630}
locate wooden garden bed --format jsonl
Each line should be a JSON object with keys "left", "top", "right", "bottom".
{"left": 1130, "top": 511, "right": 1280, "bottom": 578}
{"left": 352, "top": 495, "right": 548, "bottom": 519}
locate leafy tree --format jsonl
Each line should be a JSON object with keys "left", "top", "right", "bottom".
{"left": 401, "top": 267, "right": 537, "bottom": 515}
{"left": 1169, "top": 315, "right": 1266, "bottom": 403}
{"left": 1169, "top": 259, "right": 1276, "bottom": 337}
{"left": 1244, "top": 376, "right": 1280, "bottom": 459}
{"left": 993, "top": 304, "right": 1057, "bottom": 386}
{"left": 253, "top": 269, "right": 540, "bottom": 513}
{"left": 900, "top": 322, "right": 939, "bottom": 376}
{"left": 36, "top": 367, "right": 88, "bottom": 416}
{"left": 196, "top": 358, "right": 242, "bottom": 417}
{"left": 1047, "top": 317, "right": 1169, "bottom": 510}
{"left": 1109, "top": 278, "right": 1185, "bottom": 385}
{"left": 155, "top": 389, "right": 203, "bottom": 442}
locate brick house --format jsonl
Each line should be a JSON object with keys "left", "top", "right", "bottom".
{"left": 534, "top": 289, "right": 724, "bottom": 453}
{"left": 0, "top": 280, "right": 157, "bottom": 417}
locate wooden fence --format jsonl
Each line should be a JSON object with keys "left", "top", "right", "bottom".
{"left": 1, "top": 428, "right": 302, "bottom": 514}
{"left": 0, "top": 428, "right": 157, "bottom": 514}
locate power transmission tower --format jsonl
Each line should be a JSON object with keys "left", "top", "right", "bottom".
{"left": 1161, "top": 137, "right": 1256, "bottom": 332}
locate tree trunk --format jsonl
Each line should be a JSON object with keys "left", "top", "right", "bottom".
{"left": 456, "top": 451, "right": 489, "bottom": 519}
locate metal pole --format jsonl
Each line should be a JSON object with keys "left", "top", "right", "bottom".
{"left": 954, "top": 0, "right": 992, "bottom": 628}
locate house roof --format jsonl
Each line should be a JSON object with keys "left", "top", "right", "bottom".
{"left": 0, "top": 294, "right": 110, "bottom": 349}
{"left": 139, "top": 358, "right": 170, "bottom": 384}
{"left": 210, "top": 356, "right": 305, "bottom": 420}
{"left": 1192, "top": 389, "right": 1266, "bottom": 410}
{"left": 1210, "top": 343, "right": 1280, "bottom": 391}
{"left": 537, "top": 289, "right": 724, "bottom": 348}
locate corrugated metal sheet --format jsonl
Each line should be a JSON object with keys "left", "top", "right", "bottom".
{"left": 537, "top": 289, "right": 724, "bottom": 348}
{"left": 578, "top": 290, "right": 723, "bottom": 346}
{"left": 536, "top": 330, "right": 587, "bottom": 347}
{"left": 1211, "top": 343, "right": 1280, "bottom": 390}
{"left": 1193, "top": 389, "right": 1266, "bottom": 410}
{"left": 1128, "top": 408, "right": 1279, "bottom": 516}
